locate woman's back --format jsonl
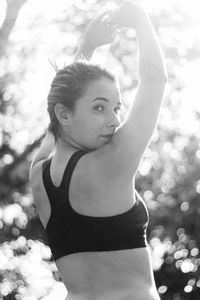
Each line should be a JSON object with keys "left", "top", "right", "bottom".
{"left": 31, "top": 150, "right": 158, "bottom": 300}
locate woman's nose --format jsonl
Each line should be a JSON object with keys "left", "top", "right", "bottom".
{"left": 108, "top": 114, "right": 121, "bottom": 129}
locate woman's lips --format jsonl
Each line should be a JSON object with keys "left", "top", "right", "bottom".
{"left": 101, "top": 134, "right": 114, "bottom": 138}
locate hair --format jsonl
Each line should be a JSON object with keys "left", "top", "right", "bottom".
{"left": 47, "top": 61, "right": 118, "bottom": 140}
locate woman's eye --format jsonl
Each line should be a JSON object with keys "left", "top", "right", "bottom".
{"left": 94, "top": 106, "right": 104, "bottom": 111}
{"left": 114, "top": 107, "right": 121, "bottom": 114}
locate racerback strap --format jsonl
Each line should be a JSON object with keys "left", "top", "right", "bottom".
{"left": 59, "top": 150, "right": 87, "bottom": 190}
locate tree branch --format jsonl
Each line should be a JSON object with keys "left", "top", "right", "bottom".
{"left": 0, "top": 133, "right": 45, "bottom": 183}
{"left": 0, "top": 0, "right": 27, "bottom": 57}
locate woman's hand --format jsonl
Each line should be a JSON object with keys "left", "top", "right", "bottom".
{"left": 81, "top": 10, "right": 117, "bottom": 50}
{"left": 111, "top": 1, "right": 146, "bottom": 29}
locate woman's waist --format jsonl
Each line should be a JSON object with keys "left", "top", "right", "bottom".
{"left": 65, "top": 274, "right": 157, "bottom": 298}
{"left": 57, "top": 248, "right": 156, "bottom": 296}
{"left": 66, "top": 285, "right": 160, "bottom": 300}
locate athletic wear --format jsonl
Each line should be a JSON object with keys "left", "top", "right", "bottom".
{"left": 42, "top": 150, "right": 149, "bottom": 260}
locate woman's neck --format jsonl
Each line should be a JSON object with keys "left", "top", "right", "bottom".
{"left": 55, "top": 134, "right": 88, "bottom": 153}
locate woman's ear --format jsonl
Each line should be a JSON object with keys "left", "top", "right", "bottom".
{"left": 54, "top": 103, "right": 72, "bottom": 126}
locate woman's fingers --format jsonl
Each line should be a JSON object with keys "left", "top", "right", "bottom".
{"left": 92, "top": 9, "right": 111, "bottom": 24}
{"left": 81, "top": 8, "right": 122, "bottom": 48}
{"left": 92, "top": 8, "right": 120, "bottom": 27}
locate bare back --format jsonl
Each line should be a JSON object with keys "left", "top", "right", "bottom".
{"left": 30, "top": 149, "right": 160, "bottom": 300}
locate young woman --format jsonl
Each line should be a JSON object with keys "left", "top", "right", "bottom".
{"left": 30, "top": 2, "right": 167, "bottom": 300}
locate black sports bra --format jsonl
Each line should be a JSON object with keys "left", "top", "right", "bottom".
{"left": 42, "top": 150, "right": 149, "bottom": 260}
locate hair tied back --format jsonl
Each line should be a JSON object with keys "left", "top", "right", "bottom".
{"left": 48, "top": 58, "right": 59, "bottom": 72}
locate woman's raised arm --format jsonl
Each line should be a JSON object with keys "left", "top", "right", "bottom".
{"left": 74, "top": 10, "right": 116, "bottom": 61}
{"left": 101, "top": 1, "right": 167, "bottom": 178}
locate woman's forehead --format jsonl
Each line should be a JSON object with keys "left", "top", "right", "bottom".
{"left": 82, "top": 78, "right": 121, "bottom": 101}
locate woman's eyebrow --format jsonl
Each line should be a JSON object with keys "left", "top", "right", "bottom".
{"left": 92, "top": 97, "right": 122, "bottom": 106}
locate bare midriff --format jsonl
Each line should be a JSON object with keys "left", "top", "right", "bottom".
{"left": 55, "top": 247, "right": 160, "bottom": 300}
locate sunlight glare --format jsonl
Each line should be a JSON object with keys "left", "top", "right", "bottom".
{"left": 3, "top": 204, "right": 23, "bottom": 225}
{"left": 142, "top": 0, "right": 200, "bottom": 22}
{"left": 178, "top": 60, "right": 200, "bottom": 135}
{"left": 41, "top": 282, "right": 68, "bottom": 300}
{"left": 176, "top": 0, "right": 200, "bottom": 22}
{"left": 142, "top": 0, "right": 174, "bottom": 13}
{"left": 182, "top": 61, "right": 200, "bottom": 112}
{"left": 19, "top": 0, "right": 74, "bottom": 22}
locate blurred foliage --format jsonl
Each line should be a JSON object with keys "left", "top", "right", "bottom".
{"left": 1, "top": 0, "right": 200, "bottom": 299}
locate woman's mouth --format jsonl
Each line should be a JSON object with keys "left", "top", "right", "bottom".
{"left": 101, "top": 134, "right": 114, "bottom": 139}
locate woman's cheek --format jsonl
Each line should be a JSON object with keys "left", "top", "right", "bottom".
{"left": 95, "top": 113, "right": 106, "bottom": 124}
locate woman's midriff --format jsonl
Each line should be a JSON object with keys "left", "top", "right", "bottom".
{"left": 55, "top": 247, "right": 161, "bottom": 300}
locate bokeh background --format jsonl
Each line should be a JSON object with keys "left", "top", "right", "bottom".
{"left": 1, "top": 0, "right": 200, "bottom": 299}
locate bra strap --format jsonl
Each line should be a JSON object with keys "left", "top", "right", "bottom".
{"left": 59, "top": 150, "right": 87, "bottom": 190}
{"left": 42, "top": 158, "right": 55, "bottom": 201}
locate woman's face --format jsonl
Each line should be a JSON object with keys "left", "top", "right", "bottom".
{"left": 67, "top": 78, "right": 122, "bottom": 151}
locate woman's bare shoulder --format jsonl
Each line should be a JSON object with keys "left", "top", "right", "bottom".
{"left": 87, "top": 144, "right": 134, "bottom": 182}
{"left": 30, "top": 159, "right": 51, "bottom": 228}
{"left": 29, "top": 159, "right": 46, "bottom": 189}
